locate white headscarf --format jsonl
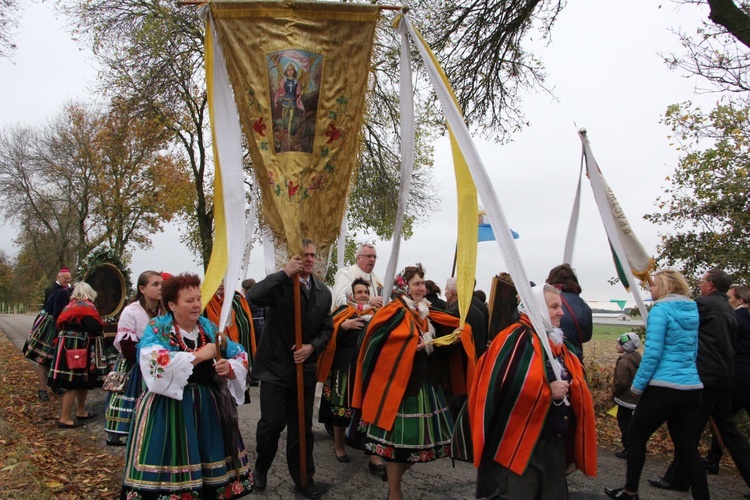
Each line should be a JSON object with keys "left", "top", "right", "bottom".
{"left": 517, "top": 285, "right": 564, "bottom": 347}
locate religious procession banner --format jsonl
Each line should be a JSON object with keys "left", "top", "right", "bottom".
{"left": 208, "top": 1, "right": 379, "bottom": 256}
{"left": 570, "top": 129, "right": 653, "bottom": 320}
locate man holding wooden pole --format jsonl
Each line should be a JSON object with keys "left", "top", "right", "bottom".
{"left": 249, "top": 239, "right": 333, "bottom": 499}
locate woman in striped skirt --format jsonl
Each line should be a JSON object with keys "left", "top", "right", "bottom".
{"left": 351, "top": 264, "right": 476, "bottom": 500}
{"left": 316, "top": 278, "right": 380, "bottom": 468}
{"left": 120, "top": 273, "right": 253, "bottom": 499}
{"left": 48, "top": 282, "right": 104, "bottom": 427}
{"left": 104, "top": 270, "right": 164, "bottom": 446}
{"left": 23, "top": 267, "right": 72, "bottom": 401}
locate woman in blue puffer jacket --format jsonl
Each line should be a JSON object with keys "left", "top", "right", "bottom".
{"left": 606, "top": 269, "right": 708, "bottom": 500}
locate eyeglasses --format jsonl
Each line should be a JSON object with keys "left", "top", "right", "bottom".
{"left": 359, "top": 254, "right": 377, "bottom": 260}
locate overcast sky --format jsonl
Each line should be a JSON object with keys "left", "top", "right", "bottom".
{"left": 0, "top": 0, "right": 717, "bottom": 308}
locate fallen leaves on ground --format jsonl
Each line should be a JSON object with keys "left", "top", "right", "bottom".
{"left": 0, "top": 333, "right": 123, "bottom": 499}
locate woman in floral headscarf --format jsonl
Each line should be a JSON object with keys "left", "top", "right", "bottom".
{"left": 351, "top": 264, "right": 476, "bottom": 500}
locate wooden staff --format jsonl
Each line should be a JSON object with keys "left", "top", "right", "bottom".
{"left": 293, "top": 275, "right": 307, "bottom": 487}
{"left": 215, "top": 333, "right": 224, "bottom": 360}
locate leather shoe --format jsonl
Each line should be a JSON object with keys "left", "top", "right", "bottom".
{"left": 335, "top": 452, "right": 350, "bottom": 463}
{"left": 295, "top": 483, "right": 321, "bottom": 499}
{"left": 615, "top": 450, "right": 628, "bottom": 459}
{"left": 368, "top": 461, "right": 386, "bottom": 474}
{"left": 252, "top": 469, "right": 267, "bottom": 491}
{"left": 604, "top": 487, "right": 639, "bottom": 499}
{"left": 648, "top": 478, "right": 689, "bottom": 492}
{"left": 106, "top": 437, "right": 126, "bottom": 446}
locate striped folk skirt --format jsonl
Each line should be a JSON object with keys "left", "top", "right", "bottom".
{"left": 320, "top": 366, "right": 355, "bottom": 427}
{"left": 105, "top": 357, "right": 144, "bottom": 438}
{"left": 48, "top": 332, "right": 99, "bottom": 390}
{"left": 364, "top": 382, "right": 454, "bottom": 463}
{"left": 121, "top": 384, "right": 253, "bottom": 499}
{"left": 91, "top": 336, "right": 119, "bottom": 385}
{"left": 23, "top": 311, "right": 58, "bottom": 366}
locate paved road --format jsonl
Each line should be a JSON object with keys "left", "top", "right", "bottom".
{"left": 1, "top": 313, "right": 747, "bottom": 499}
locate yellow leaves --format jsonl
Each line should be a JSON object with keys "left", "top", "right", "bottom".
{"left": 45, "top": 481, "right": 65, "bottom": 490}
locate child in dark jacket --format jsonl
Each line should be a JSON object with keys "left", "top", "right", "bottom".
{"left": 612, "top": 332, "right": 642, "bottom": 459}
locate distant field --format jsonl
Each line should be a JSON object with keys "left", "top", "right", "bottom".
{"left": 592, "top": 323, "right": 638, "bottom": 340}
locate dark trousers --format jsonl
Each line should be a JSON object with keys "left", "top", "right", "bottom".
{"left": 616, "top": 405, "right": 633, "bottom": 452}
{"left": 665, "top": 384, "right": 750, "bottom": 489}
{"left": 626, "top": 386, "right": 708, "bottom": 499}
{"left": 706, "top": 381, "right": 750, "bottom": 464}
{"left": 255, "top": 381, "right": 315, "bottom": 486}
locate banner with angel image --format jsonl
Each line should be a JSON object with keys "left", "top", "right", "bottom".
{"left": 208, "top": 1, "right": 379, "bottom": 254}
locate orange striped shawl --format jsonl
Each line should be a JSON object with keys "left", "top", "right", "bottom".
{"left": 205, "top": 293, "right": 255, "bottom": 354}
{"left": 316, "top": 304, "right": 372, "bottom": 383}
{"left": 351, "top": 298, "right": 476, "bottom": 431}
{"left": 469, "top": 317, "right": 596, "bottom": 476}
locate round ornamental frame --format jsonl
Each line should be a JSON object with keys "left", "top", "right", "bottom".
{"left": 84, "top": 262, "right": 128, "bottom": 321}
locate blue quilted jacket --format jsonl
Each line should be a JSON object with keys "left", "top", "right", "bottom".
{"left": 632, "top": 295, "right": 703, "bottom": 394}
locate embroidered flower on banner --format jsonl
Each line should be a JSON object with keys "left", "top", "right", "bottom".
{"left": 252, "top": 117, "right": 266, "bottom": 137}
{"left": 325, "top": 124, "right": 341, "bottom": 144}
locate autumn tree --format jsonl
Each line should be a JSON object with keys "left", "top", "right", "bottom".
{"left": 0, "top": 123, "right": 80, "bottom": 275}
{"left": 0, "top": 100, "right": 191, "bottom": 283}
{"left": 646, "top": 100, "right": 750, "bottom": 283}
{"left": 89, "top": 99, "right": 194, "bottom": 258}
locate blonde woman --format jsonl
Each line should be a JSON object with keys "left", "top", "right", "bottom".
{"left": 606, "top": 270, "right": 708, "bottom": 500}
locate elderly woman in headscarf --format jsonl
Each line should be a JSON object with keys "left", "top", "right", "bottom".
{"left": 458, "top": 284, "right": 596, "bottom": 500}
{"left": 351, "top": 264, "right": 476, "bottom": 500}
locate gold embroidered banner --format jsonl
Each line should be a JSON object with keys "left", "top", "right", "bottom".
{"left": 210, "top": 1, "right": 379, "bottom": 256}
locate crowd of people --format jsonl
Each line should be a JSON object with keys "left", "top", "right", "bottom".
{"left": 19, "top": 247, "right": 750, "bottom": 499}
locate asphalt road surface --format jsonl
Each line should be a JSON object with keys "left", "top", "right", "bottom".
{"left": 1, "top": 313, "right": 747, "bottom": 499}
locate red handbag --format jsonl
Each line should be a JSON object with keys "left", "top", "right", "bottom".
{"left": 66, "top": 347, "right": 89, "bottom": 370}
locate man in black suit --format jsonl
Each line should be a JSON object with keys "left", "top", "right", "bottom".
{"left": 249, "top": 239, "right": 333, "bottom": 499}
{"left": 650, "top": 268, "right": 750, "bottom": 494}
{"left": 445, "top": 278, "right": 487, "bottom": 357}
